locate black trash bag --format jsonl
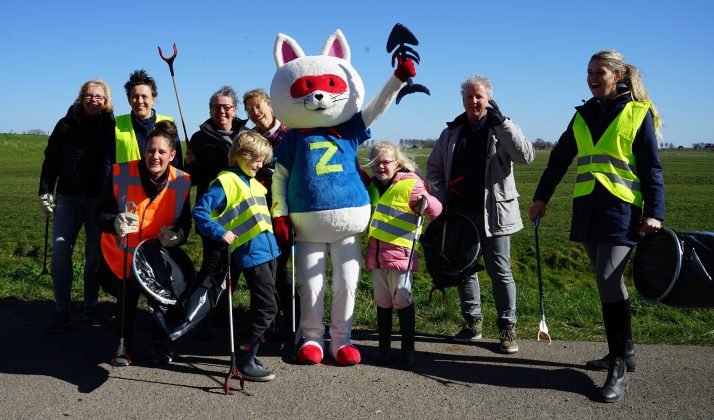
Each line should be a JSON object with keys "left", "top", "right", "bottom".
{"left": 132, "top": 239, "right": 227, "bottom": 341}
{"left": 633, "top": 227, "right": 714, "bottom": 308}
{"left": 420, "top": 211, "right": 484, "bottom": 302}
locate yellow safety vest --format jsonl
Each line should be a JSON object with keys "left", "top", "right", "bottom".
{"left": 210, "top": 171, "right": 273, "bottom": 252}
{"left": 573, "top": 101, "right": 653, "bottom": 207}
{"left": 115, "top": 113, "right": 173, "bottom": 163}
{"left": 368, "top": 178, "right": 420, "bottom": 249}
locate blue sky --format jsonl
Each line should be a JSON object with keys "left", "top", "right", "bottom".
{"left": 1, "top": 0, "right": 712, "bottom": 146}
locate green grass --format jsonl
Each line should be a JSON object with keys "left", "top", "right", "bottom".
{"left": 2, "top": 133, "right": 713, "bottom": 345}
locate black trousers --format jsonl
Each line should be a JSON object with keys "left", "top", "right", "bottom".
{"left": 237, "top": 259, "right": 278, "bottom": 345}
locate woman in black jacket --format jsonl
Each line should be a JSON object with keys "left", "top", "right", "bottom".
{"left": 529, "top": 50, "right": 665, "bottom": 403}
{"left": 39, "top": 79, "right": 116, "bottom": 333}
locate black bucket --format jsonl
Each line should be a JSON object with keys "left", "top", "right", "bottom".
{"left": 633, "top": 227, "right": 714, "bottom": 308}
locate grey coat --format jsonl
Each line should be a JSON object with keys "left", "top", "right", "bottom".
{"left": 426, "top": 113, "right": 534, "bottom": 237}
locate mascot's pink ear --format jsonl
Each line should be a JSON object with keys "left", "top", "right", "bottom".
{"left": 274, "top": 33, "right": 305, "bottom": 67}
{"left": 320, "top": 29, "right": 351, "bottom": 63}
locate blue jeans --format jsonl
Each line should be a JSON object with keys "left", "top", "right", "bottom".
{"left": 457, "top": 222, "right": 517, "bottom": 327}
{"left": 51, "top": 194, "right": 102, "bottom": 312}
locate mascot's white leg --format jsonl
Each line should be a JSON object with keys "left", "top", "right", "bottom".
{"left": 295, "top": 241, "right": 328, "bottom": 364}
{"left": 328, "top": 235, "right": 362, "bottom": 365}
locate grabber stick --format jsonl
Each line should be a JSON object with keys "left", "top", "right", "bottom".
{"left": 158, "top": 43, "right": 189, "bottom": 146}
{"left": 397, "top": 196, "right": 427, "bottom": 298}
{"left": 534, "top": 216, "right": 552, "bottom": 344}
{"left": 35, "top": 214, "right": 51, "bottom": 280}
{"left": 112, "top": 201, "right": 136, "bottom": 366}
{"left": 290, "top": 225, "right": 297, "bottom": 359}
{"left": 224, "top": 246, "right": 245, "bottom": 395}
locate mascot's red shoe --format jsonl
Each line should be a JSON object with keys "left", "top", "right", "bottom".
{"left": 297, "top": 343, "right": 323, "bottom": 365}
{"left": 335, "top": 345, "right": 361, "bottom": 366}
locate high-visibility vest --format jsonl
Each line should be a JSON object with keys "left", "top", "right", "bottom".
{"left": 573, "top": 101, "right": 653, "bottom": 207}
{"left": 115, "top": 113, "right": 173, "bottom": 163}
{"left": 100, "top": 160, "right": 191, "bottom": 278}
{"left": 368, "top": 178, "right": 420, "bottom": 249}
{"left": 210, "top": 171, "right": 273, "bottom": 252}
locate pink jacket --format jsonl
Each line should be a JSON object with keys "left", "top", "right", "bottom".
{"left": 366, "top": 171, "right": 443, "bottom": 272}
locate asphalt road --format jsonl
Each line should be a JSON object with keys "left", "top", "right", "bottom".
{"left": 1, "top": 299, "right": 712, "bottom": 419}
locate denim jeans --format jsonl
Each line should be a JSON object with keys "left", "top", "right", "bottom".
{"left": 457, "top": 215, "right": 517, "bottom": 327}
{"left": 51, "top": 194, "right": 102, "bottom": 312}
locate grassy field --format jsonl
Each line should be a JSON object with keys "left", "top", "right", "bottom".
{"left": 2, "top": 133, "right": 713, "bottom": 345}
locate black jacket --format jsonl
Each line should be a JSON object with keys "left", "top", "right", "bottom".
{"left": 39, "top": 105, "right": 115, "bottom": 198}
{"left": 184, "top": 117, "right": 247, "bottom": 200}
{"left": 533, "top": 89, "right": 665, "bottom": 245}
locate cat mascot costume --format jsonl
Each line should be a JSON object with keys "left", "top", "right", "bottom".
{"left": 270, "top": 29, "right": 416, "bottom": 365}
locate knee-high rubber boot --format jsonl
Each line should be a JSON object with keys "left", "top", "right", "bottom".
{"left": 598, "top": 300, "right": 630, "bottom": 402}
{"left": 376, "top": 306, "right": 392, "bottom": 365}
{"left": 397, "top": 304, "right": 416, "bottom": 370}
{"left": 586, "top": 300, "right": 635, "bottom": 372}
{"left": 237, "top": 341, "right": 275, "bottom": 382}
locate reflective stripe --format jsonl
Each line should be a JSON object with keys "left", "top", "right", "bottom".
{"left": 576, "top": 171, "right": 641, "bottom": 191}
{"left": 370, "top": 218, "right": 417, "bottom": 242}
{"left": 230, "top": 212, "right": 272, "bottom": 237}
{"left": 373, "top": 203, "right": 419, "bottom": 225}
{"left": 577, "top": 154, "right": 637, "bottom": 175}
{"left": 114, "top": 163, "right": 143, "bottom": 212}
{"left": 216, "top": 196, "right": 268, "bottom": 226}
{"left": 167, "top": 172, "right": 191, "bottom": 216}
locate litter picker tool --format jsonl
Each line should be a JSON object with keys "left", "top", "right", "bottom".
{"left": 224, "top": 246, "right": 245, "bottom": 395}
{"left": 112, "top": 201, "right": 137, "bottom": 366}
{"left": 398, "top": 196, "right": 427, "bottom": 298}
{"left": 534, "top": 216, "right": 552, "bottom": 344}
{"left": 158, "top": 43, "right": 189, "bottom": 145}
{"left": 290, "top": 225, "right": 297, "bottom": 359}
{"left": 35, "top": 214, "right": 51, "bottom": 280}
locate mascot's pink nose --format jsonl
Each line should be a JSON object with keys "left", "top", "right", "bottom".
{"left": 291, "top": 74, "right": 347, "bottom": 98}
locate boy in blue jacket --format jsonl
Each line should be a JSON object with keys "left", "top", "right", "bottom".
{"left": 193, "top": 131, "right": 280, "bottom": 382}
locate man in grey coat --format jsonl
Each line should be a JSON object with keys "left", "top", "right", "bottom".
{"left": 426, "top": 74, "right": 534, "bottom": 353}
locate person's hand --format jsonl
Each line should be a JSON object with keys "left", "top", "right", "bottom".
{"left": 272, "top": 216, "right": 292, "bottom": 247}
{"left": 39, "top": 193, "right": 55, "bottom": 216}
{"left": 221, "top": 231, "right": 236, "bottom": 246}
{"left": 158, "top": 226, "right": 184, "bottom": 247}
{"left": 394, "top": 57, "right": 416, "bottom": 82}
{"left": 640, "top": 217, "right": 662, "bottom": 234}
{"left": 487, "top": 99, "right": 506, "bottom": 126}
{"left": 114, "top": 212, "right": 139, "bottom": 237}
{"left": 529, "top": 200, "right": 547, "bottom": 222}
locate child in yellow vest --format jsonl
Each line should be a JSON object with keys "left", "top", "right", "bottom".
{"left": 192, "top": 131, "right": 280, "bottom": 381}
{"left": 365, "top": 141, "right": 442, "bottom": 369}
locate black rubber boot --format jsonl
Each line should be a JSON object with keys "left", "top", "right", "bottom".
{"left": 397, "top": 304, "right": 416, "bottom": 370}
{"left": 237, "top": 341, "right": 275, "bottom": 382}
{"left": 599, "top": 357, "right": 629, "bottom": 402}
{"left": 585, "top": 340, "right": 636, "bottom": 372}
{"left": 376, "top": 306, "right": 392, "bottom": 365}
{"left": 587, "top": 300, "right": 635, "bottom": 372}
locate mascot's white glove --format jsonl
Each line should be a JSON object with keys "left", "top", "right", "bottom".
{"left": 114, "top": 212, "right": 139, "bottom": 237}
{"left": 158, "top": 226, "right": 184, "bottom": 248}
{"left": 39, "top": 193, "right": 55, "bottom": 216}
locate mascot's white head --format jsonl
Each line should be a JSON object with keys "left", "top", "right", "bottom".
{"left": 270, "top": 29, "right": 365, "bottom": 129}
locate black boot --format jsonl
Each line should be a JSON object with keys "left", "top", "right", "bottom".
{"left": 237, "top": 341, "right": 275, "bottom": 382}
{"left": 376, "top": 306, "right": 392, "bottom": 365}
{"left": 397, "top": 304, "right": 416, "bottom": 370}
{"left": 587, "top": 300, "right": 636, "bottom": 372}
{"left": 585, "top": 340, "right": 636, "bottom": 372}
{"left": 599, "top": 357, "right": 629, "bottom": 402}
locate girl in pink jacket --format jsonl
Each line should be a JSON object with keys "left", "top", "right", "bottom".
{"left": 365, "top": 141, "right": 442, "bottom": 370}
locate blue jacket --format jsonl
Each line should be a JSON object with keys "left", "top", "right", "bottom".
{"left": 192, "top": 167, "right": 280, "bottom": 270}
{"left": 533, "top": 89, "right": 665, "bottom": 246}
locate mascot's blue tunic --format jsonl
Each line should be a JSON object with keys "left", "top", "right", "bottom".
{"left": 275, "top": 113, "right": 370, "bottom": 213}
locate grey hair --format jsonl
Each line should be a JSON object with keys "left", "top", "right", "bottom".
{"left": 209, "top": 85, "right": 238, "bottom": 107}
{"left": 460, "top": 74, "right": 493, "bottom": 98}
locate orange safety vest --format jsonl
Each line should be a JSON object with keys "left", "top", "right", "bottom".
{"left": 100, "top": 160, "right": 191, "bottom": 279}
